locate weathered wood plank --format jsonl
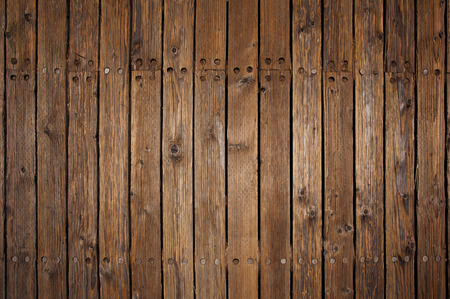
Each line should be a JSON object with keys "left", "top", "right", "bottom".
{"left": 259, "top": 69, "right": 291, "bottom": 299}
{"left": 195, "top": 0, "right": 226, "bottom": 71}
{"left": 68, "top": 71, "right": 99, "bottom": 299}
{"left": 385, "top": 72, "right": 415, "bottom": 299}
{"left": 37, "top": 1, "right": 67, "bottom": 297}
{"left": 5, "top": 0, "right": 36, "bottom": 297}
{"left": 447, "top": 74, "right": 450, "bottom": 299}
{"left": 131, "top": 0, "right": 162, "bottom": 71}
{"left": 0, "top": 0, "right": 5, "bottom": 297}
{"left": 417, "top": 0, "right": 446, "bottom": 297}
{"left": 98, "top": 0, "right": 130, "bottom": 297}
{"left": 260, "top": 1, "right": 291, "bottom": 298}
{"left": 130, "top": 1, "right": 162, "bottom": 298}
{"left": 194, "top": 1, "right": 227, "bottom": 297}
{"left": 194, "top": 70, "right": 226, "bottom": 299}
{"left": 67, "top": 0, "right": 100, "bottom": 298}
{"left": 68, "top": 0, "right": 99, "bottom": 72}
{"left": 323, "top": 0, "right": 353, "bottom": 73}
{"left": 385, "top": 0, "right": 414, "bottom": 73}
{"left": 292, "top": 1, "right": 322, "bottom": 298}
{"left": 227, "top": 0, "right": 259, "bottom": 298}
{"left": 323, "top": 1, "right": 354, "bottom": 297}
{"left": 130, "top": 71, "right": 162, "bottom": 298}
{"left": 354, "top": 0, "right": 384, "bottom": 297}
{"left": 162, "top": 0, "right": 194, "bottom": 298}
{"left": 323, "top": 72, "right": 354, "bottom": 298}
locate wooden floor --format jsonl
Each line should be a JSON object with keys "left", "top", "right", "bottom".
{"left": 0, "top": 0, "right": 449, "bottom": 298}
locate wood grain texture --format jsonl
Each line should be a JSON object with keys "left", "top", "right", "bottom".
{"left": 385, "top": 72, "right": 415, "bottom": 299}
{"left": 354, "top": 0, "right": 384, "bottom": 297}
{"left": 194, "top": 70, "right": 226, "bottom": 299}
{"left": 259, "top": 69, "right": 291, "bottom": 299}
{"left": 260, "top": 0, "right": 290, "bottom": 70}
{"left": 292, "top": 1, "right": 322, "bottom": 298}
{"left": 130, "top": 71, "right": 162, "bottom": 299}
{"left": 323, "top": 72, "right": 354, "bottom": 298}
{"left": 260, "top": 2, "right": 291, "bottom": 298}
{"left": 227, "top": 0, "right": 259, "bottom": 298}
{"left": 5, "top": 0, "right": 36, "bottom": 298}
{"left": 447, "top": 74, "right": 450, "bottom": 299}
{"left": 162, "top": 1, "right": 195, "bottom": 298}
{"left": 0, "top": 0, "right": 5, "bottom": 297}
{"left": 194, "top": 2, "right": 226, "bottom": 297}
{"left": 37, "top": 1, "right": 67, "bottom": 297}
{"left": 68, "top": 71, "right": 99, "bottom": 299}
{"left": 323, "top": 1, "right": 354, "bottom": 297}
{"left": 131, "top": 0, "right": 162, "bottom": 71}
{"left": 98, "top": 0, "right": 130, "bottom": 297}
{"left": 195, "top": 0, "right": 226, "bottom": 71}
{"left": 67, "top": 1, "right": 100, "bottom": 298}
{"left": 417, "top": 0, "right": 446, "bottom": 297}
{"left": 323, "top": 0, "right": 353, "bottom": 73}
{"left": 130, "top": 1, "right": 162, "bottom": 298}
{"left": 68, "top": 0, "right": 99, "bottom": 72}
{"left": 385, "top": 0, "right": 414, "bottom": 73}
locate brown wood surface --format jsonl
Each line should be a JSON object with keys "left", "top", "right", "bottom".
{"left": 227, "top": 0, "right": 259, "bottom": 298}
{"left": 323, "top": 1, "right": 354, "bottom": 298}
{"left": 68, "top": 0, "right": 99, "bottom": 72}
{"left": 323, "top": 72, "right": 354, "bottom": 298}
{"left": 194, "top": 1, "right": 227, "bottom": 297}
{"left": 130, "top": 71, "right": 162, "bottom": 298}
{"left": 385, "top": 72, "right": 415, "bottom": 299}
{"left": 37, "top": 1, "right": 67, "bottom": 297}
{"left": 68, "top": 71, "right": 99, "bottom": 299}
{"left": 5, "top": 0, "right": 36, "bottom": 298}
{"left": 417, "top": 0, "right": 446, "bottom": 297}
{"left": 0, "top": 0, "right": 5, "bottom": 297}
{"left": 67, "top": 0, "right": 100, "bottom": 298}
{"left": 130, "top": 1, "right": 162, "bottom": 298}
{"left": 354, "top": 0, "right": 384, "bottom": 297}
{"left": 98, "top": 0, "right": 130, "bottom": 297}
{"left": 323, "top": 0, "right": 353, "bottom": 73}
{"left": 260, "top": 2, "right": 291, "bottom": 298}
{"left": 293, "top": 2, "right": 323, "bottom": 299}
{"left": 385, "top": 0, "right": 415, "bottom": 73}
{"left": 194, "top": 70, "right": 226, "bottom": 298}
{"left": 162, "top": 0, "right": 195, "bottom": 298}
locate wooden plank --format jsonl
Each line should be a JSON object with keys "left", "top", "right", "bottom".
{"left": 98, "top": 0, "right": 130, "bottom": 297}
{"left": 417, "top": 0, "right": 446, "bottom": 297}
{"left": 447, "top": 74, "right": 450, "bottom": 299}
{"left": 323, "top": 72, "right": 354, "bottom": 298}
{"left": 130, "top": 71, "right": 162, "bottom": 298}
{"left": 195, "top": 0, "right": 226, "bottom": 71}
{"left": 227, "top": 0, "right": 258, "bottom": 298}
{"left": 67, "top": 0, "right": 100, "bottom": 298}
{"left": 385, "top": 72, "right": 415, "bottom": 299}
{"left": 130, "top": 0, "right": 162, "bottom": 298}
{"left": 0, "top": 0, "right": 5, "bottom": 297}
{"left": 194, "top": 70, "right": 226, "bottom": 298}
{"left": 385, "top": 0, "right": 414, "bottom": 73}
{"left": 260, "top": 1, "right": 291, "bottom": 298}
{"left": 131, "top": 0, "right": 162, "bottom": 71}
{"left": 194, "top": 1, "right": 226, "bottom": 297}
{"left": 292, "top": 1, "right": 322, "bottom": 298}
{"left": 354, "top": 0, "right": 384, "bottom": 297}
{"left": 37, "top": 1, "right": 67, "bottom": 297}
{"left": 322, "top": 1, "right": 354, "bottom": 298}
{"left": 67, "top": 71, "right": 99, "bottom": 299}
{"left": 259, "top": 69, "right": 291, "bottom": 298}
{"left": 323, "top": 0, "right": 353, "bottom": 73}
{"left": 68, "top": 0, "right": 99, "bottom": 72}
{"left": 5, "top": 0, "right": 36, "bottom": 298}
{"left": 162, "top": 0, "right": 194, "bottom": 298}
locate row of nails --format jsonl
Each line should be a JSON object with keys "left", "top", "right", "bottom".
{"left": 10, "top": 255, "right": 445, "bottom": 265}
